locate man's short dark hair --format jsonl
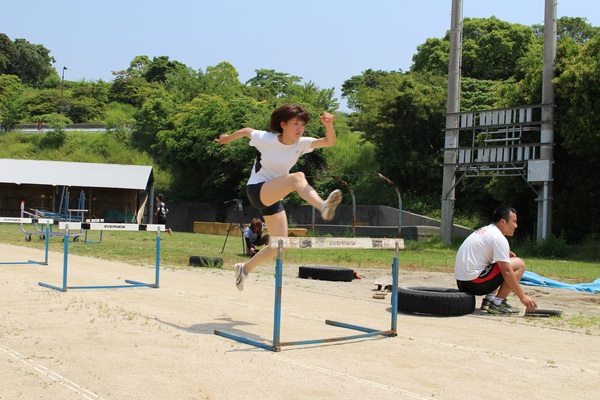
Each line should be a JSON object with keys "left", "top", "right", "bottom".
{"left": 492, "top": 205, "right": 516, "bottom": 223}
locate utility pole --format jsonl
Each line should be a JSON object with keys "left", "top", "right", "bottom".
{"left": 441, "top": 0, "right": 462, "bottom": 245}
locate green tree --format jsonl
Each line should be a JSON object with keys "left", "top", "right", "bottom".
{"left": 410, "top": 38, "right": 449, "bottom": 76}
{"left": 345, "top": 71, "right": 447, "bottom": 205}
{"left": 65, "top": 81, "right": 109, "bottom": 123}
{"left": 133, "top": 92, "right": 176, "bottom": 155}
{"left": 0, "top": 74, "right": 28, "bottom": 130}
{"left": 411, "top": 17, "right": 537, "bottom": 81}
{"left": 23, "top": 88, "right": 60, "bottom": 117}
{"left": 109, "top": 72, "right": 159, "bottom": 107}
{"left": 127, "top": 55, "right": 151, "bottom": 78}
{"left": 0, "top": 74, "right": 23, "bottom": 99}
{"left": 551, "top": 36, "right": 600, "bottom": 241}
{"left": 155, "top": 94, "right": 251, "bottom": 201}
{"left": 533, "top": 16, "right": 600, "bottom": 44}
{"left": 8, "top": 38, "right": 56, "bottom": 87}
{"left": 555, "top": 37, "right": 600, "bottom": 158}
{"left": 460, "top": 77, "right": 504, "bottom": 111}
{"left": 165, "top": 66, "right": 206, "bottom": 104}
{"left": 204, "top": 62, "right": 244, "bottom": 98}
{"left": 0, "top": 96, "right": 27, "bottom": 132}
{"left": 246, "top": 69, "right": 303, "bottom": 100}
{"left": 0, "top": 33, "right": 16, "bottom": 74}
{"left": 143, "top": 56, "right": 187, "bottom": 84}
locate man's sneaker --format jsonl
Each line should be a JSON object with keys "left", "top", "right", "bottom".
{"left": 488, "top": 300, "right": 520, "bottom": 315}
{"left": 501, "top": 300, "right": 520, "bottom": 313}
{"left": 480, "top": 297, "right": 491, "bottom": 312}
{"left": 235, "top": 263, "right": 247, "bottom": 291}
{"left": 320, "top": 189, "right": 342, "bottom": 222}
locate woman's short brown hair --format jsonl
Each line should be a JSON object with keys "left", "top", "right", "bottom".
{"left": 269, "top": 103, "right": 310, "bottom": 133}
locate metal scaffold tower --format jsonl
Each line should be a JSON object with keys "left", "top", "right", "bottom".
{"left": 441, "top": 0, "right": 556, "bottom": 244}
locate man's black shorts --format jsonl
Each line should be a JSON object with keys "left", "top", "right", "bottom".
{"left": 457, "top": 263, "right": 504, "bottom": 295}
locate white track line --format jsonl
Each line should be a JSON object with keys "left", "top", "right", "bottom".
{"left": 272, "top": 354, "right": 432, "bottom": 399}
{"left": 1, "top": 345, "right": 101, "bottom": 400}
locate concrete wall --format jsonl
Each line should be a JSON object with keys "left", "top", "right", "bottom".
{"left": 168, "top": 202, "right": 473, "bottom": 241}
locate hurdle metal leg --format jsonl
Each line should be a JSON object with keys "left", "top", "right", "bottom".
{"left": 215, "top": 240, "right": 399, "bottom": 352}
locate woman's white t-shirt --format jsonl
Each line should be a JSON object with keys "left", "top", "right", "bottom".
{"left": 247, "top": 130, "right": 315, "bottom": 185}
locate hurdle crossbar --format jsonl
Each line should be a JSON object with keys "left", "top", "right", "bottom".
{"left": 0, "top": 218, "right": 53, "bottom": 265}
{"left": 38, "top": 222, "right": 165, "bottom": 292}
{"left": 214, "top": 237, "right": 402, "bottom": 352}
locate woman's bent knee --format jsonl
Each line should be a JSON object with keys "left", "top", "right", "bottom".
{"left": 291, "top": 171, "right": 306, "bottom": 182}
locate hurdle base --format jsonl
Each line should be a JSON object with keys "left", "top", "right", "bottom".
{"left": 38, "top": 279, "right": 158, "bottom": 292}
{"left": 38, "top": 281, "right": 67, "bottom": 292}
{"left": 325, "top": 319, "right": 397, "bottom": 336}
{"left": 214, "top": 320, "right": 396, "bottom": 352}
{"left": 214, "top": 330, "right": 280, "bottom": 352}
{"left": 1, "top": 259, "right": 47, "bottom": 266}
{"left": 124, "top": 279, "right": 159, "bottom": 288}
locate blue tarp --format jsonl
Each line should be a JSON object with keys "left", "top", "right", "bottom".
{"left": 520, "top": 271, "right": 600, "bottom": 293}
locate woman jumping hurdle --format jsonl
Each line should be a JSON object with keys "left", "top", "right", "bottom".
{"left": 214, "top": 103, "right": 342, "bottom": 290}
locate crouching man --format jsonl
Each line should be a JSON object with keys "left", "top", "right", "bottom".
{"left": 455, "top": 205, "right": 537, "bottom": 315}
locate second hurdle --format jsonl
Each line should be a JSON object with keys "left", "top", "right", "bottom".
{"left": 0, "top": 217, "right": 53, "bottom": 265}
{"left": 215, "top": 236, "right": 404, "bottom": 352}
{"left": 38, "top": 222, "right": 166, "bottom": 292}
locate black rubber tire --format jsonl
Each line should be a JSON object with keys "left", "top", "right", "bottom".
{"left": 298, "top": 265, "right": 354, "bottom": 282}
{"left": 189, "top": 256, "right": 223, "bottom": 268}
{"left": 395, "top": 286, "right": 475, "bottom": 316}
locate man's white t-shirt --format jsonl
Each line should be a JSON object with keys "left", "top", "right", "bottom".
{"left": 247, "top": 130, "right": 315, "bottom": 185}
{"left": 454, "top": 224, "right": 511, "bottom": 281}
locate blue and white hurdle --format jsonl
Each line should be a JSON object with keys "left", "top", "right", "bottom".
{"left": 0, "top": 217, "right": 54, "bottom": 265}
{"left": 214, "top": 236, "right": 403, "bottom": 352}
{"left": 38, "top": 221, "right": 166, "bottom": 292}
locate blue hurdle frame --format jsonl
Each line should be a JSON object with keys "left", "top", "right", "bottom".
{"left": 214, "top": 239, "right": 399, "bottom": 352}
{"left": 1, "top": 221, "right": 52, "bottom": 266}
{"left": 38, "top": 225, "right": 162, "bottom": 292}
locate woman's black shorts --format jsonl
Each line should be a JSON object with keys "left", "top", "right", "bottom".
{"left": 246, "top": 183, "right": 284, "bottom": 216}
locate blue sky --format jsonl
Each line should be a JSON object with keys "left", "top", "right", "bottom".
{"left": 2, "top": 1, "right": 598, "bottom": 111}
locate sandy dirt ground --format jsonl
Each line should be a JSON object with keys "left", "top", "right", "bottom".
{"left": 1, "top": 242, "right": 599, "bottom": 400}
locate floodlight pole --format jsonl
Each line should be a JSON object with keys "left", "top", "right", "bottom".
{"left": 60, "top": 66, "right": 67, "bottom": 114}
{"left": 537, "top": 0, "right": 556, "bottom": 242}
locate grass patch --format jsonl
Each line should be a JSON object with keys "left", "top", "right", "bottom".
{"left": 1, "top": 224, "right": 599, "bottom": 283}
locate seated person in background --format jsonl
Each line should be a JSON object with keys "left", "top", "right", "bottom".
{"left": 244, "top": 217, "right": 270, "bottom": 257}
{"left": 454, "top": 205, "right": 537, "bottom": 315}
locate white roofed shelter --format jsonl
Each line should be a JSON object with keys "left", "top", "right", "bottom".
{"left": 0, "top": 159, "right": 155, "bottom": 223}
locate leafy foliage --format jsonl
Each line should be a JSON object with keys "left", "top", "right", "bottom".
{"left": 411, "top": 17, "right": 538, "bottom": 81}
{"left": 3, "top": 38, "right": 56, "bottom": 87}
{"left": 2, "top": 15, "right": 600, "bottom": 244}
{"left": 345, "top": 71, "right": 446, "bottom": 202}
